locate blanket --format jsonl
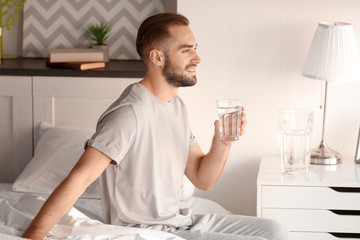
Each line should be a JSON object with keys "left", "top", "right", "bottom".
{"left": 0, "top": 194, "right": 183, "bottom": 240}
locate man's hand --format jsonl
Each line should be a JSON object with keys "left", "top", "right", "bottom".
{"left": 214, "top": 106, "right": 247, "bottom": 146}
{"left": 185, "top": 107, "right": 247, "bottom": 190}
{"left": 239, "top": 106, "right": 247, "bottom": 135}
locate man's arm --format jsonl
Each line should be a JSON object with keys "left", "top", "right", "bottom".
{"left": 185, "top": 110, "right": 246, "bottom": 191}
{"left": 22, "top": 146, "right": 111, "bottom": 240}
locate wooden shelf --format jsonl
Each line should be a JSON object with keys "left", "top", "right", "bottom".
{"left": 0, "top": 58, "right": 146, "bottom": 78}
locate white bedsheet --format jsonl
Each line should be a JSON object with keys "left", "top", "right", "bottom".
{"left": 0, "top": 183, "right": 230, "bottom": 240}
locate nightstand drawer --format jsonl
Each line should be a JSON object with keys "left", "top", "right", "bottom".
{"left": 262, "top": 186, "right": 360, "bottom": 210}
{"left": 289, "top": 232, "right": 360, "bottom": 240}
{"left": 263, "top": 209, "right": 360, "bottom": 233}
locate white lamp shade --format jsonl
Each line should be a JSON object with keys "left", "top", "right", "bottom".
{"left": 303, "top": 21, "right": 360, "bottom": 82}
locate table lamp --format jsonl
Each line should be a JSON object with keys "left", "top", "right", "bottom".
{"left": 302, "top": 21, "right": 360, "bottom": 165}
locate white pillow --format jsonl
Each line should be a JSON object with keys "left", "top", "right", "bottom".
{"left": 12, "top": 122, "right": 99, "bottom": 198}
{"left": 13, "top": 122, "right": 195, "bottom": 200}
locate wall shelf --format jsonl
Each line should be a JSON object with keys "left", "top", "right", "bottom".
{"left": 0, "top": 58, "right": 146, "bottom": 78}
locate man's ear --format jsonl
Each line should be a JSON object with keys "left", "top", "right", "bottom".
{"left": 149, "top": 49, "right": 165, "bottom": 67}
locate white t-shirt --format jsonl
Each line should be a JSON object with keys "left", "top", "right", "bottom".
{"left": 86, "top": 83, "right": 197, "bottom": 228}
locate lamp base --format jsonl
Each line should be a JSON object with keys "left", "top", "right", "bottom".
{"left": 310, "top": 141, "right": 342, "bottom": 165}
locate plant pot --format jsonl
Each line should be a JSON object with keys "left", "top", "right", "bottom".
{"left": 92, "top": 44, "right": 109, "bottom": 62}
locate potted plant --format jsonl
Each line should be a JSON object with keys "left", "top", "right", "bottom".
{"left": 89, "top": 22, "right": 111, "bottom": 62}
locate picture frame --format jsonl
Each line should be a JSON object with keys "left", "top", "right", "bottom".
{"left": 355, "top": 126, "right": 360, "bottom": 163}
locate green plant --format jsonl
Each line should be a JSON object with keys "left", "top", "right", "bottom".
{"left": 89, "top": 22, "right": 111, "bottom": 45}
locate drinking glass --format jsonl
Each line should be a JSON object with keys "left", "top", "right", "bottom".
{"left": 217, "top": 99, "right": 242, "bottom": 141}
{"left": 279, "top": 109, "right": 314, "bottom": 174}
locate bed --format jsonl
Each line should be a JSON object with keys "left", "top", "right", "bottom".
{"left": 0, "top": 76, "right": 230, "bottom": 240}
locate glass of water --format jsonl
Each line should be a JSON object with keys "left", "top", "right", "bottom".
{"left": 279, "top": 109, "right": 314, "bottom": 174}
{"left": 217, "top": 99, "right": 243, "bottom": 141}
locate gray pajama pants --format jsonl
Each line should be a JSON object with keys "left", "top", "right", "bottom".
{"left": 173, "top": 214, "right": 288, "bottom": 240}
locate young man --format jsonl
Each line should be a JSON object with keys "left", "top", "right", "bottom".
{"left": 22, "top": 12, "right": 287, "bottom": 240}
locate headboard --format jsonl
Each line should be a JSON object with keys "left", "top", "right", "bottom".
{"left": 0, "top": 76, "right": 140, "bottom": 182}
{"left": 32, "top": 76, "right": 139, "bottom": 146}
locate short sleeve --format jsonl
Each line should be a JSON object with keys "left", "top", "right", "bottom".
{"left": 86, "top": 105, "right": 136, "bottom": 164}
{"left": 189, "top": 131, "right": 197, "bottom": 148}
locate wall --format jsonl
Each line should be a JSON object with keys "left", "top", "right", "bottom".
{"left": 21, "top": 0, "right": 164, "bottom": 59}
{"left": 177, "top": 0, "right": 360, "bottom": 215}
{"left": 2, "top": 0, "right": 176, "bottom": 58}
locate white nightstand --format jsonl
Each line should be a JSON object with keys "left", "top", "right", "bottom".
{"left": 257, "top": 156, "right": 360, "bottom": 240}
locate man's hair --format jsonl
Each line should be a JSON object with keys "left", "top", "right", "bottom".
{"left": 136, "top": 12, "right": 189, "bottom": 61}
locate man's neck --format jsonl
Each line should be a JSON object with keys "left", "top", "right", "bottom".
{"left": 139, "top": 73, "right": 178, "bottom": 103}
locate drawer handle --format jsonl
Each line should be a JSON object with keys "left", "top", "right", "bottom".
{"left": 330, "top": 187, "right": 360, "bottom": 193}
{"left": 330, "top": 210, "right": 360, "bottom": 216}
{"left": 330, "top": 232, "right": 360, "bottom": 238}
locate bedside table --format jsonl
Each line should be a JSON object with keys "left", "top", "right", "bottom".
{"left": 257, "top": 156, "right": 360, "bottom": 240}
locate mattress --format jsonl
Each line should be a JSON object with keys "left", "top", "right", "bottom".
{"left": 0, "top": 183, "right": 230, "bottom": 240}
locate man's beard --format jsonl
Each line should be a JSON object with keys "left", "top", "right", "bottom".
{"left": 162, "top": 55, "right": 197, "bottom": 88}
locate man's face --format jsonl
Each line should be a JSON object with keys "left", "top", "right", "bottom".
{"left": 162, "top": 25, "right": 201, "bottom": 87}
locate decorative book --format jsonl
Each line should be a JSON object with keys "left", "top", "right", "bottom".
{"left": 46, "top": 60, "right": 105, "bottom": 70}
{"left": 48, "top": 48, "right": 104, "bottom": 63}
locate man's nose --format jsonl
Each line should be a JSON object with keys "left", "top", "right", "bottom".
{"left": 193, "top": 52, "right": 201, "bottom": 64}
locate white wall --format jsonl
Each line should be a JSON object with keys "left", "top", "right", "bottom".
{"left": 177, "top": 0, "right": 360, "bottom": 215}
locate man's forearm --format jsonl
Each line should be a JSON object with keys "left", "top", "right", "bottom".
{"left": 185, "top": 120, "right": 234, "bottom": 191}
{"left": 22, "top": 147, "right": 111, "bottom": 239}
{"left": 22, "top": 176, "right": 87, "bottom": 240}
{"left": 196, "top": 137, "right": 231, "bottom": 190}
